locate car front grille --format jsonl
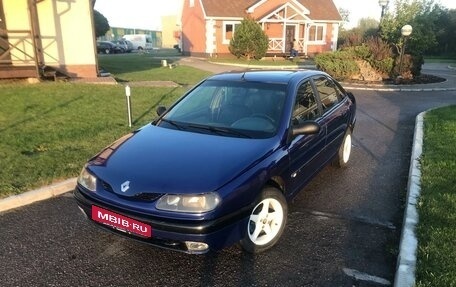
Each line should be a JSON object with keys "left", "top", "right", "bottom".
{"left": 131, "top": 193, "right": 163, "bottom": 202}
{"left": 100, "top": 180, "right": 162, "bottom": 202}
{"left": 101, "top": 180, "right": 114, "bottom": 192}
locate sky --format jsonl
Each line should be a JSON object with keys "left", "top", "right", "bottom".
{"left": 94, "top": 0, "right": 456, "bottom": 30}
{"left": 334, "top": 0, "right": 456, "bottom": 28}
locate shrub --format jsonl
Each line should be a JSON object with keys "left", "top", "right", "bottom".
{"left": 342, "top": 37, "right": 394, "bottom": 77}
{"left": 338, "top": 29, "right": 363, "bottom": 49}
{"left": 315, "top": 51, "right": 359, "bottom": 80}
{"left": 364, "top": 37, "right": 394, "bottom": 76}
{"left": 372, "top": 58, "right": 395, "bottom": 76}
{"left": 351, "top": 45, "right": 371, "bottom": 60}
{"left": 365, "top": 37, "right": 392, "bottom": 61}
{"left": 411, "top": 54, "right": 424, "bottom": 76}
{"left": 393, "top": 54, "right": 424, "bottom": 78}
{"left": 229, "top": 17, "right": 269, "bottom": 60}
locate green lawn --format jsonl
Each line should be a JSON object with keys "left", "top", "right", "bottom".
{"left": 416, "top": 105, "right": 456, "bottom": 286}
{"left": 98, "top": 51, "right": 211, "bottom": 83}
{"left": 423, "top": 57, "right": 456, "bottom": 63}
{"left": 0, "top": 55, "right": 211, "bottom": 198}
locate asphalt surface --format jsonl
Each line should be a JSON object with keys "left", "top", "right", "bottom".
{"left": 1, "top": 61, "right": 455, "bottom": 286}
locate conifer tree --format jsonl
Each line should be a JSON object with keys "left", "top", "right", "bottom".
{"left": 229, "top": 17, "right": 269, "bottom": 60}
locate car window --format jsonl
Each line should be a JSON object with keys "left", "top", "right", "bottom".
{"left": 292, "top": 80, "right": 319, "bottom": 124}
{"left": 332, "top": 79, "right": 346, "bottom": 99}
{"left": 161, "top": 80, "right": 287, "bottom": 138}
{"left": 313, "top": 76, "right": 342, "bottom": 114}
{"left": 173, "top": 85, "right": 217, "bottom": 116}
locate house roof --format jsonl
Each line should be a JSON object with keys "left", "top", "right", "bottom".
{"left": 200, "top": 0, "right": 341, "bottom": 21}
{"left": 298, "top": 0, "right": 341, "bottom": 21}
{"left": 201, "top": 0, "right": 258, "bottom": 18}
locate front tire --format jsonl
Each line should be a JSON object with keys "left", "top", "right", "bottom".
{"left": 335, "top": 130, "right": 352, "bottom": 168}
{"left": 240, "top": 187, "right": 287, "bottom": 253}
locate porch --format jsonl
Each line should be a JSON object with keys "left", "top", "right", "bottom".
{"left": 258, "top": 2, "right": 335, "bottom": 56}
{"left": 0, "top": 28, "right": 39, "bottom": 79}
{"left": 267, "top": 37, "right": 306, "bottom": 55}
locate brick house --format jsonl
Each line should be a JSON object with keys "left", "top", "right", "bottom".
{"left": 180, "top": 0, "right": 342, "bottom": 58}
{"left": 0, "top": 0, "right": 98, "bottom": 79}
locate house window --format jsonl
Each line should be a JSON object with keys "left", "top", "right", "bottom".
{"left": 308, "top": 24, "right": 325, "bottom": 43}
{"left": 223, "top": 21, "right": 241, "bottom": 44}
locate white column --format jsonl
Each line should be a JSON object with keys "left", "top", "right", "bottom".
{"left": 205, "top": 19, "right": 216, "bottom": 56}
{"left": 331, "top": 23, "right": 339, "bottom": 51}
{"left": 303, "top": 23, "right": 310, "bottom": 56}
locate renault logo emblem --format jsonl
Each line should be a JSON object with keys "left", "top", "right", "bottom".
{"left": 121, "top": 181, "right": 130, "bottom": 192}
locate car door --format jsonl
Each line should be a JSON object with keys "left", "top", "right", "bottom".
{"left": 312, "top": 75, "right": 350, "bottom": 160}
{"left": 286, "top": 80, "right": 327, "bottom": 196}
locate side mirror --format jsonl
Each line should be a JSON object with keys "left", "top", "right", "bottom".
{"left": 292, "top": 121, "right": 321, "bottom": 136}
{"left": 156, "top": 106, "right": 167, "bottom": 116}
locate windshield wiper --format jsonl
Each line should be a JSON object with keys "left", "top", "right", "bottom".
{"left": 187, "top": 124, "right": 252, "bottom": 138}
{"left": 159, "top": 118, "right": 186, "bottom": 130}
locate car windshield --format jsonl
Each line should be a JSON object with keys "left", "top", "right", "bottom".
{"left": 158, "top": 80, "right": 287, "bottom": 139}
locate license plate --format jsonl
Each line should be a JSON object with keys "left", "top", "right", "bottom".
{"left": 91, "top": 205, "right": 152, "bottom": 238}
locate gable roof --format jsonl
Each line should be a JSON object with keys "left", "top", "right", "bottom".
{"left": 258, "top": 2, "right": 311, "bottom": 23}
{"left": 200, "top": 0, "right": 341, "bottom": 21}
{"left": 201, "top": 0, "right": 258, "bottom": 18}
{"left": 298, "top": 0, "right": 341, "bottom": 21}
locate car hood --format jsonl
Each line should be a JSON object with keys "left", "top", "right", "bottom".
{"left": 88, "top": 124, "right": 278, "bottom": 196}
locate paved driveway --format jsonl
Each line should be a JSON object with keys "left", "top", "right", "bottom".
{"left": 1, "top": 62, "right": 455, "bottom": 286}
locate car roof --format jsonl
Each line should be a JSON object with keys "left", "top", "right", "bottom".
{"left": 207, "top": 70, "right": 326, "bottom": 85}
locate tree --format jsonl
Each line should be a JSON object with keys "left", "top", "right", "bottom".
{"left": 379, "top": 0, "right": 439, "bottom": 56}
{"left": 338, "top": 7, "right": 350, "bottom": 29}
{"left": 358, "top": 17, "right": 380, "bottom": 38}
{"left": 338, "top": 17, "right": 379, "bottom": 48}
{"left": 427, "top": 8, "right": 456, "bottom": 56}
{"left": 94, "top": 9, "right": 110, "bottom": 38}
{"left": 229, "top": 17, "right": 269, "bottom": 60}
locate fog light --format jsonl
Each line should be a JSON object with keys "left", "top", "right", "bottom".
{"left": 185, "top": 241, "right": 209, "bottom": 254}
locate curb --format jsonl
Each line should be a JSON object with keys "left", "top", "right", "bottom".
{"left": 0, "top": 178, "right": 76, "bottom": 213}
{"left": 343, "top": 86, "right": 456, "bottom": 92}
{"left": 394, "top": 111, "right": 425, "bottom": 287}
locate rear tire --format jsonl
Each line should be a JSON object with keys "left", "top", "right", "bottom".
{"left": 334, "top": 130, "right": 352, "bottom": 168}
{"left": 239, "top": 187, "right": 287, "bottom": 253}
{"left": 104, "top": 48, "right": 110, "bottom": 54}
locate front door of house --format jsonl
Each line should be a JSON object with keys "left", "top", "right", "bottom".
{"left": 285, "top": 25, "right": 295, "bottom": 53}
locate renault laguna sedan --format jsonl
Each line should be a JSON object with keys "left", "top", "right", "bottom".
{"left": 74, "top": 70, "right": 356, "bottom": 254}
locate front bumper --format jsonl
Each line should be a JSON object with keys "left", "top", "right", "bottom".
{"left": 74, "top": 187, "right": 250, "bottom": 254}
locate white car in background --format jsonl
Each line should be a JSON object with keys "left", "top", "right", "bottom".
{"left": 122, "top": 34, "right": 153, "bottom": 51}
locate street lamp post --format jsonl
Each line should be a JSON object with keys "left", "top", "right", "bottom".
{"left": 379, "top": 0, "right": 389, "bottom": 19}
{"left": 399, "top": 24, "right": 413, "bottom": 76}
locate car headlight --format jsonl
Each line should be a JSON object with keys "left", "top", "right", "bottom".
{"left": 156, "top": 193, "right": 221, "bottom": 213}
{"left": 77, "top": 167, "right": 97, "bottom": 192}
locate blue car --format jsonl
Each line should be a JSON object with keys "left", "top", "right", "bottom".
{"left": 74, "top": 70, "right": 356, "bottom": 254}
